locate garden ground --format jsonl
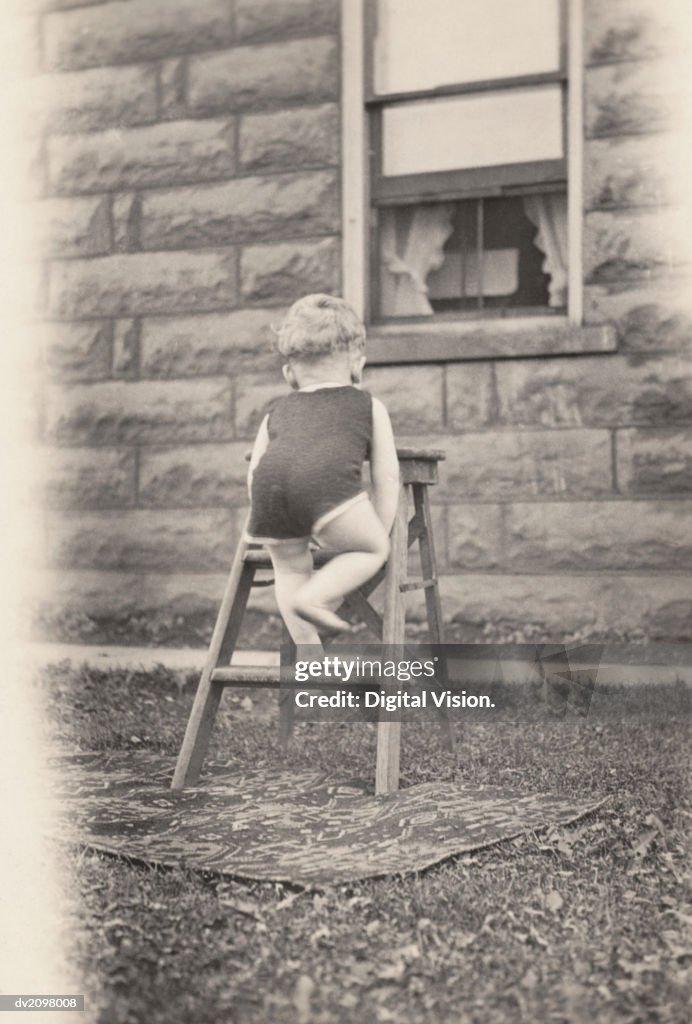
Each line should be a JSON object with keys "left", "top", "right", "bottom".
{"left": 39, "top": 662, "right": 690, "bottom": 1024}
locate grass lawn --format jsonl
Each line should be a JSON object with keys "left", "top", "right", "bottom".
{"left": 39, "top": 663, "right": 690, "bottom": 1024}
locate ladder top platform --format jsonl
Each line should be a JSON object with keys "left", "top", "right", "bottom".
{"left": 245, "top": 445, "right": 443, "bottom": 484}
{"left": 395, "top": 447, "right": 445, "bottom": 462}
{"left": 244, "top": 446, "right": 445, "bottom": 462}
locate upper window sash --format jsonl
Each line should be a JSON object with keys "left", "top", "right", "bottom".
{"left": 366, "top": 0, "right": 568, "bottom": 100}
{"left": 366, "top": 1, "right": 569, "bottom": 201}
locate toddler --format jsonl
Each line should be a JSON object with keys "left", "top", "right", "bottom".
{"left": 246, "top": 294, "right": 400, "bottom": 648}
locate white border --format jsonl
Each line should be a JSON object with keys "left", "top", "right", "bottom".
{"left": 341, "top": 0, "right": 368, "bottom": 320}
{"left": 567, "top": 0, "right": 584, "bottom": 324}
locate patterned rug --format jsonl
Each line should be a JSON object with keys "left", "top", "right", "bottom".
{"left": 51, "top": 752, "right": 605, "bottom": 886}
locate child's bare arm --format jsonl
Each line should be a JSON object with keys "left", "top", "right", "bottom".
{"left": 247, "top": 414, "right": 270, "bottom": 497}
{"left": 370, "top": 397, "right": 400, "bottom": 533}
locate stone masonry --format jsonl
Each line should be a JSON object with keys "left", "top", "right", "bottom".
{"left": 26, "top": 0, "right": 692, "bottom": 644}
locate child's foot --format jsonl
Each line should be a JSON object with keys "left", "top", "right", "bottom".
{"left": 293, "top": 600, "right": 354, "bottom": 634}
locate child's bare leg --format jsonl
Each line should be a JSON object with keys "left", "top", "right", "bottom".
{"left": 266, "top": 540, "right": 323, "bottom": 655}
{"left": 293, "top": 499, "right": 390, "bottom": 632}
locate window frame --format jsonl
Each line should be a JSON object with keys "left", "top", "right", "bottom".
{"left": 341, "top": 0, "right": 602, "bottom": 360}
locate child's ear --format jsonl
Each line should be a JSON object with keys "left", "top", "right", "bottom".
{"left": 350, "top": 353, "right": 367, "bottom": 384}
{"left": 282, "top": 363, "right": 298, "bottom": 389}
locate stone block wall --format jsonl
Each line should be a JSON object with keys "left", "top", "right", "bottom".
{"left": 26, "top": 0, "right": 692, "bottom": 645}
{"left": 28, "top": 0, "right": 340, "bottom": 642}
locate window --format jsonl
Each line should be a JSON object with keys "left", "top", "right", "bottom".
{"left": 342, "top": 0, "right": 592, "bottom": 354}
{"left": 370, "top": 0, "right": 568, "bottom": 320}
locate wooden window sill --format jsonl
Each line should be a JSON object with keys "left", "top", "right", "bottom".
{"left": 365, "top": 317, "right": 616, "bottom": 364}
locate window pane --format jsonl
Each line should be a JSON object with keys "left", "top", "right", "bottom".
{"left": 382, "top": 87, "right": 563, "bottom": 177}
{"left": 378, "top": 194, "right": 567, "bottom": 317}
{"left": 375, "top": 0, "right": 561, "bottom": 95}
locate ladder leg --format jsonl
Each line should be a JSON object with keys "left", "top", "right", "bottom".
{"left": 171, "top": 529, "right": 254, "bottom": 790}
{"left": 279, "top": 625, "right": 296, "bottom": 752}
{"left": 376, "top": 480, "right": 408, "bottom": 795}
{"left": 413, "top": 484, "right": 455, "bottom": 753}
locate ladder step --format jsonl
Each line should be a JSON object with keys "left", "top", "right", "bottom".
{"left": 242, "top": 549, "right": 273, "bottom": 566}
{"left": 400, "top": 578, "right": 437, "bottom": 592}
{"left": 212, "top": 666, "right": 281, "bottom": 687}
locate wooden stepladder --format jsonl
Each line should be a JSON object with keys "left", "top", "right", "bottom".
{"left": 171, "top": 447, "right": 452, "bottom": 795}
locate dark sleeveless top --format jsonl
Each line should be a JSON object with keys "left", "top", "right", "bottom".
{"left": 248, "top": 386, "right": 373, "bottom": 540}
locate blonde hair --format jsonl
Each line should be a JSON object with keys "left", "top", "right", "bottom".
{"left": 275, "top": 294, "right": 366, "bottom": 360}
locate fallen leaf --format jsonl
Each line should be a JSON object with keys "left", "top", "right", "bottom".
{"left": 377, "top": 961, "right": 406, "bottom": 982}
{"left": 346, "top": 961, "right": 372, "bottom": 985}
{"left": 375, "top": 1007, "right": 397, "bottom": 1022}
{"left": 275, "top": 891, "right": 302, "bottom": 912}
{"left": 394, "top": 942, "right": 420, "bottom": 961}
{"left": 660, "top": 852, "right": 681, "bottom": 880}
{"left": 644, "top": 812, "right": 666, "bottom": 834}
{"left": 217, "top": 896, "right": 261, "bottom": 920}
{"left": 529, "top": 925, "right": 549, "bottom": 948}
{"left": 293, "top": 975, "right": 314, "bottom": 1024}
{"left": 632, "top": 829, "right": 657, "bottom": 860}
{"left": 309, "top": 924, "right": 330, "bottom": 946}
{"left": 545, "top": 890, "right": 564, "bottom": 913}
{"left": 661, "top": 931, "right": 691, "bottom": 960}
{"left": 347, "top": 895, "right": 372, "bottom": 908}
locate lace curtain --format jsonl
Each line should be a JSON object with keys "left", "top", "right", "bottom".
{"left": 379, "top": 195, "right": 568, "bottom": 315}
{"left": 522, "top": 193, "right": 568, "bottom": 308}
{"left": 379, "top": 205, "right": 455, "bottom": 315}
